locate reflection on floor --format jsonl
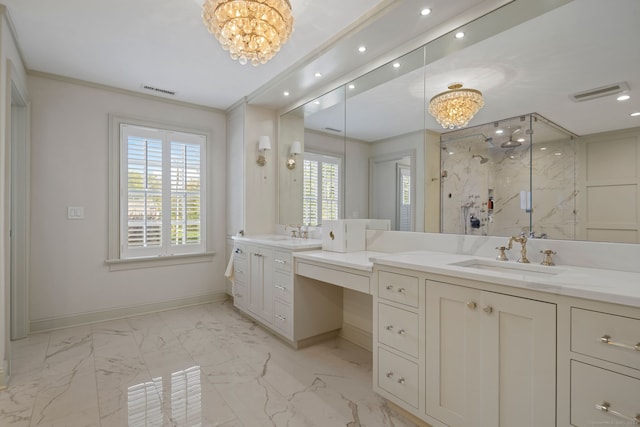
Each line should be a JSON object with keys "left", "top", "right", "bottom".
{"left": 0, "top": 300, "right": 420, "bottom": 426}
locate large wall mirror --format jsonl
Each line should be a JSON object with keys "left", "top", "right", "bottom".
{"left": 279, "top": 0, "right": 640, "bottom": 243}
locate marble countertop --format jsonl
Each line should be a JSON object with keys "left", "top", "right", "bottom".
{"left": 232, "top": 235, "right": 322, "bottom": 250}
{"left": 293, "top": 250, "right": 387, "bottom": 272}
{"left": 370, "top": 251, "right": 640, "bottom": 308}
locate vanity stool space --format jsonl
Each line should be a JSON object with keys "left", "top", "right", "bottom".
{"left": 231, "top": 236, "right": 343, "bottom": 348}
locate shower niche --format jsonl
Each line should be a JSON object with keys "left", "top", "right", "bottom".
{"left": 440, "top": 113, "right": 576, "bottom": 239}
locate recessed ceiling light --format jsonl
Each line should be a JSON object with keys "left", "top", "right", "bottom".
{"left": 495, "top": 129, "right": 504, "bottom": 134}
{"left": 358, "top": 46, "right": 367, "bottom": 53}
{"left": 455, "top": 31, "right": 465, "bottom": 39}
{"left": 631, "top": 112, "right": 640, "bottom": 117}
{"left": 314, "top": 72, "right": 322, "bottom": 78}
{"left": 421, "top": 8, "right": 432, "bottom": 16}
{"left": 283, "top": 91, "right": 290, "bottom": 96}
{"left": 348, "top": 84, "right": 355, "bottom": 90}
{"left": 540, "top": 147, "right": 548, "bottom": 151}
{"left": 517, "top": 138, "right": 525, "bottom": 143}
{"left": 393, "top": 62, "right": 400, "bottom": 68}
{"left": 555, "top": 152, "right": 562, "bottom": 156}
{"left": 617, "top": 94, "right": 630, "bottom": 101}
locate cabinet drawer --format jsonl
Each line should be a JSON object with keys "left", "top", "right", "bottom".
{"left": 273, "top": 300, "right": 292, "bottom": 339}
{"left": 571, "top": 361, "right": 640, "bottom": 426}
{"left": 234, "top": 259, "right": 248, "bottom": 284}
{"left": 572, "top": 308, "right": 640, "bottom": 370}
{"left": 233, "top": 282, "right": 248, "bottom": 310}
{"left": 273, "top": 271, "right": 292, "bottom": 303}
{"left": 273, "top": 251, "right": 292, "bottom": 273}
{"left": 378, "top": 271, "right": 419, "bottom": 308}
{"left": 378, "top": 347, "right": 419, "bottom": 409}
{"left": 378, "top": 303, "right": 419, "bottom": 358}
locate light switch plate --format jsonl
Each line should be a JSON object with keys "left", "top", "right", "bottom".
{"left": 67, "top": 206, "right": 85, "bottom": 219}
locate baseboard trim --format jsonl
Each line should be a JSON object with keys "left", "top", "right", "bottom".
{"left": 30, "top": 292, "right": 228, "bottom": 333}
{"left": 0, "top": 362, "right": 7, "bottom": 390}
{"left": 340, "top": 322, "right": 373, "bottom": 352}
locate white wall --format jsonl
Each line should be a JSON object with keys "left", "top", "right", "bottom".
{"left": 28, "top": 75, "right": 227, "bottom": 326}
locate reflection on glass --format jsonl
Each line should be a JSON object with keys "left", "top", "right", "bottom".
{"left": 128, "top": 366, "right": 202, "bottom": 427}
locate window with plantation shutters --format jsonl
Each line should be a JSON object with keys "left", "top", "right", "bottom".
{"left": 120, "top": 124, "right": 206, "bottom": 258}
{"left": 303, "top": 152, "right": 341, "bottom": 226}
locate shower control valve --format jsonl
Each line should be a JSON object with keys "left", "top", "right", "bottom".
{"left": 495, "top": 246, "right": 509, "bottom": 261}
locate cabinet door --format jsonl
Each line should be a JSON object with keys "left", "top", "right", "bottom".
{"left": 426, "top": 280, "right": 482, "bottom": 427}
{"left": 248, "top": 246, "right": 274, "bottom": 325}
{"left": 481, "top": 292, "right": 556, "bottom": 427}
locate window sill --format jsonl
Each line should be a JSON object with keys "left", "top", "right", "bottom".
{"left": 105, "top": 251, "right": 215, "bottom": 271}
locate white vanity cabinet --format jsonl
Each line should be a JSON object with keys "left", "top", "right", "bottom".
{"left": 373, "top": 267, "right": 556, "bottom": 427}
{"left": 232, "top": 240, "right": 342, "bottom": 348}
{"left": 561, "top": 303, "right": 640, "bottom": 427}
{"left": 425, "top": 280, "right": 556, "bottom": 427}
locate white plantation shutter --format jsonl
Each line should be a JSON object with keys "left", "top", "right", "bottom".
{"left": 303, "top": 153, "right": 341, "bottom": 226}
{"left": 121, "top": 125, "right": 206, "bottom": 258}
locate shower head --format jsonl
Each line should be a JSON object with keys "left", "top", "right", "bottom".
{"left": 472, "top": 154, "right": 489, "bottom": 164}
{"left": 500, "top": 137, "right": 522, "bottom": 148}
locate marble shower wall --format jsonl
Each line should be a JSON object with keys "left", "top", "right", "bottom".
{"left": 441, "top": 127, "right": 577, "bottom": 239}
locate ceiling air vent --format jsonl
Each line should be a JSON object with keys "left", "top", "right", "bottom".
{"left": 141, "top": 84, "right": 176, "bottom": 96}
{"left": 569, "top": 81, "right": 629, "bottom": 102}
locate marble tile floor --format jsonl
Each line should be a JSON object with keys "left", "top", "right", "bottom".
{"left": 0, "top": 300, "right": 420, "bottom": 427}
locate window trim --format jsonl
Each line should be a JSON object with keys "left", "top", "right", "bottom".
{"left": 108, "top": 114, "right": 214, "bottom": 267}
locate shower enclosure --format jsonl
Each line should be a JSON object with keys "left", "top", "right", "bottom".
{"left": 440, "top": 113, "right": 577, "bottom": 239}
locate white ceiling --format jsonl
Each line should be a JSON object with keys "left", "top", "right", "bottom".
{"left": 1, "top": 0, "right": 504, "bottom": 111}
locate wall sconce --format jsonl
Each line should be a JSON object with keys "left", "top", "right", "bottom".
{"left": 256, "top": 135, "right": 271, "bottom": 166}
{"left": 286, "top": 140, "right": 302, "bottom": 170}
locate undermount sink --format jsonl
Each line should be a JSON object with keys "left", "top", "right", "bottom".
{"left": 259, "top": 235, "right": 292, "bottom": 241}
{"left": 450, "top": 259, "right": 564, "bottom": 278}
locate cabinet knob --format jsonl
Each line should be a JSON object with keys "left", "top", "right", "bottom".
{"left": 467, "top": 301, "right": 477, "bottom": 310}
{"left": 397, "top": 378, "right": 406, "bottom": 385}
{"left": 397, "top": 288, "right": 405, "bottom": 294}
{"left": 386, "top": 325, "right": 394, "bottom": 331}
{"left": 234, "top": 248, "right": 243, "bottom": 254}
{"left": 386, "top": 372, "right": 394, "bottom": 378}
{"left": 397, "top": 329, "right": 406, "bottom": 336}
{"left": 385, "top": 285, "right": 393, "bottom": 290}
{"left": 483, "top": 305, "right": 493, "bottom": 314}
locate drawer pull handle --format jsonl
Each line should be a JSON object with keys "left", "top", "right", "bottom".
{"left": 397, "top": 329, "right": 406, "bottom": 336}
{"left": 275, "top": 285, "right": 286, "bottom": 291}
{"left": 385, "top": 285, "right": 394, "bottom": 290}
{"left": 275, "top": 314, "right": 287, "bottom": 321}
{"left": 275, "top": 259, "right": 287, "bottom": 264}
{"left": 253, "top": 253, "right": 263, "bottom": 258}
{"left": 386, "top": 325, "right": 394, "bottom": 331}
{"left": 595, "top": 401, "right": 640, "bottom": 424}
{"left": 483, "top": 305, "right": 493, "bottom": 314}
{"left": 386, "top": 372, "right": 394, "bottom": 378}
{"left": 234, "top": 248, "right": 243, "bottom": 254}
{"left": 397, "top": 377, "right": 406, "bottom": 385}
{"left": 397, "top": 288, "right": 405, "bottom": 294}
{"left": 467, "top": 301, "right": 477, "bottom": 310}
{"left": 600, "top": 335, "right": 640, "bottom": 351}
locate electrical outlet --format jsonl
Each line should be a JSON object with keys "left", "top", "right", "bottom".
{"left": 67, "top": 206, "right": 85, "bottom": 219}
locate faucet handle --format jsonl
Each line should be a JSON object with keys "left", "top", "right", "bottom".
{"left": 495, "top": 246, "right": 509, "bottom": 261}
{"left": 540, "top": 249, "right": 557, "bottom": 266}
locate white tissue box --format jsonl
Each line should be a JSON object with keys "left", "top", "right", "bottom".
{"left": 322, "top": 219, "right": 367, "bottom": 252}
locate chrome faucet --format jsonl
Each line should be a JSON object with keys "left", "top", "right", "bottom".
{"left": 285, "top": 224, "right": 301, "bottom": 238}
{"left": 507, "top": 232, "right": 530, "bottom": 263}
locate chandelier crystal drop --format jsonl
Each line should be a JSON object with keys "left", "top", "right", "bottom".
{"left": 202, "top": 0, "right": 294, "bottom": 66}
{"left": 428, "top": 83, "right": 485, "bottom": 129}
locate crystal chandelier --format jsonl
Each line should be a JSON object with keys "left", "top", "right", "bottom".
{"left": 202, "top": 0, "right": 294, "bottom": 66}
{"left": 428, "top": 83, "right": 485, "bottom": 129}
